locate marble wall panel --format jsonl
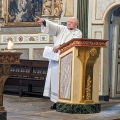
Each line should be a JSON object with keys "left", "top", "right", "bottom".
{"left": 1, "top": 27, "right": 41, "bottom": 34}
{"left": 15, "top": 49, "right": 29, "bottom": 59}
{"left": 92, "top": 25, "right": 103, "bottom": 39}
{"left": 94, "top": 31, "right": 102, "bottom": 39}
{"left": 33, "top": 48, "right": 48, "bottom": 60}
{"left": 59, "top": 52, "right": 72, "bottom": 99}
{"left": 95, "top": 0, "right": 115, "bottom": 20}
{"left": 64, "top": 0, "right": 74, "bottom": 17}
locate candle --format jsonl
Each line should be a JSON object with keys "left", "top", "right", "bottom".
{"left": 7, "top": 41, "right": 14, "bottom": 49}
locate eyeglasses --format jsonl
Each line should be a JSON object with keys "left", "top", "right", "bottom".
{"left": 67, "top": 21, "right": 76, "bottom": 24}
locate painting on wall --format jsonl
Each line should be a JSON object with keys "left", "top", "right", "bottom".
{"left": 4, "top": 0, "right": 42, "bottom": 26}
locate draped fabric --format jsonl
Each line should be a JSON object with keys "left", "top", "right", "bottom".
{"left": 77, "top": 0, "right": 88, "bottom": 38}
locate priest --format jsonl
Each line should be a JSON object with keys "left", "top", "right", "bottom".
{"left": 35, "top": 16, "right": 82, "bottom": 109}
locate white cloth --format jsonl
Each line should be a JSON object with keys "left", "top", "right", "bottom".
{"left": 42, "top": 20, "right": 82, "bottom": 103}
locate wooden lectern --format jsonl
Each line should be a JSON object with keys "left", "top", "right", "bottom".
{"left": 0, "top": 52, "right": 22, "bottom": 120}
{"left": 56, "top": 38, "right": 108, "bottom": 114}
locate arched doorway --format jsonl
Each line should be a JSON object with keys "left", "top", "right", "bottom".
{"left": 105, "top": 6, "right": 120, "bottom": 98}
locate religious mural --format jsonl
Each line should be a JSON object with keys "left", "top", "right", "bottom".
{"left": 4, "top": 0, "right": 63, "bottom": 26}
{"left": 4, "top": 0, "right": 42, "bottom": 26}
{"left": 8, "top": 0, "right": 42, "bottom": 22}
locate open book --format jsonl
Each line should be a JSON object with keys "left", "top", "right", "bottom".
{"left": 43, "top": 46, "right": 59, "bottom": 61}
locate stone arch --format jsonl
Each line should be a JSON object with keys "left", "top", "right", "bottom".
{"left": 103, "top": 4, "right": 120, "bottom": 97}
{"left": 103, "top": 3, "right": 120, "bottom": 22}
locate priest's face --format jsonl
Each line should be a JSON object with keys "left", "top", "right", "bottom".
{"left": 67, "top": 17, "right": 78, "bottom": 30}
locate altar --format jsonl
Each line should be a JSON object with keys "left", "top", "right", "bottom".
{"left": 0, "top": 52, "right": 22, "bottom": 120}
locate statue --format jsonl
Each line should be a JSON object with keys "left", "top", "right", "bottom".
{"left": 42, "top": 0, "right": 52, "bottom": 16}
{"left": 54, "top": 0, "right": 62, "bottom": 16}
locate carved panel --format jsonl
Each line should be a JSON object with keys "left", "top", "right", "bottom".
{"left": 42, "top": 0, "right": 63, "bottom": 16}
{"left": 1, "top": 34, "right": 51, "bottom": 43}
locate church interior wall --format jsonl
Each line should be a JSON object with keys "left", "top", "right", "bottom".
{"left": 0, "top": 0, "right": 78, "bottom": 60}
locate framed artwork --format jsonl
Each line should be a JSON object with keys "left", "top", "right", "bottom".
{"left": 4, "top": 0, "right": 42, "bottom": 26}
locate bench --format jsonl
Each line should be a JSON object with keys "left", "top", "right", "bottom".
{"left": 4, "top": 59, "right": 49, "bottom": 97}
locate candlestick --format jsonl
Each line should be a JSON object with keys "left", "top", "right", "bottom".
{"left": 7, "top": 41, "right": 14, "bottom": 49}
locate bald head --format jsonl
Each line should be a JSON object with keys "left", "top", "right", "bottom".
{"left": 67, "top": 17, "right": 79, "bottom": 30}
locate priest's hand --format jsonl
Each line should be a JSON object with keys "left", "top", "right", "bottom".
{"left": 53, "top": 45, "right": 60, "bottom": 53}
{"left": 34, "top": 16, "right": 44, "bottom": 23}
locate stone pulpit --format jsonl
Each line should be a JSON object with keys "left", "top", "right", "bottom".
{"left": 0, "top": 52, "right": 22, "bottom": 120}
{"left": 56, "top": 38, "right": 108, "bottom": 114}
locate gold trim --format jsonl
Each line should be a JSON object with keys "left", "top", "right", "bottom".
{"left": 77, "top": 47, "right": 100, "bottom": 103}
{"left": 0, "top": 52, "right": 21, "bottom": 109}
{"left": 57, "top": 100, "right": 97, "bottom": 104}
{"left": 60, "top": 39, "right": 107, "bottom": 54}
{"left": 85, "top": 75, "right": 92, "bottom": 100}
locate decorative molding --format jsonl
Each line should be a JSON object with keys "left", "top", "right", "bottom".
{"left": 94, "top": 31, "right": 102, "bottom": 39}
{"left": 0, "top": 52, "right": 22, "bottom": 64}
{"left": 1, "top": 34, "right": 51, "bottom": 43}
{"left": 60, "top": 39, "right": 107, "bottom": 54}
{"left": 1, "top": 27, "right": 41, "bottom": 34}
